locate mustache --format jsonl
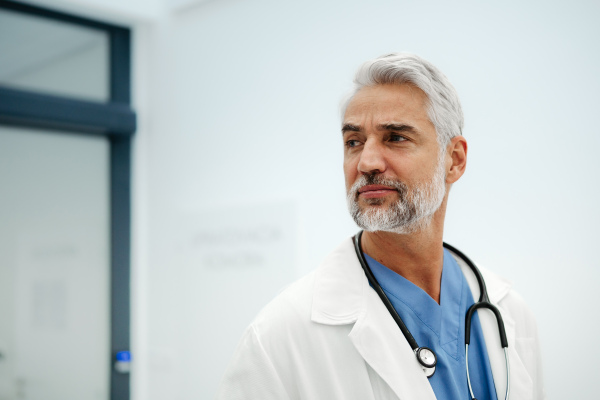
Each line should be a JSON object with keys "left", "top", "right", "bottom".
{"left": 350, "top": 174, "right": 409, "bottom": 199}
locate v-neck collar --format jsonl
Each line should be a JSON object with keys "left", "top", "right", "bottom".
{"left": 364, "top": 249, "right": 465, "bottom": 358}
{"left": 309, "top": 237, "right": 527, "bottom": 400}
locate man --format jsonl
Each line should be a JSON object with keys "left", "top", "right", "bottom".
{"left": 217, "top": 53, "right": 544, "bottom": 399}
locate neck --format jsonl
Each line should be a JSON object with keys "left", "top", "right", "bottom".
{"left": 361, "top": 209, "right": 446, "bottom": 303}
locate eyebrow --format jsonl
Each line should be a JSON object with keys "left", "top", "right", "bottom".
{"left": 341, "top": 123, "right": 360, "bottom": 134}
{"left": 341, "top": 123, "right": 417, "bottom": 134}
{"left": 381, "top": 123, "right": 416, "bottom": 133}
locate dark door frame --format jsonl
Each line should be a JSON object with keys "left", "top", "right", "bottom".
{"left": 0, "top": 1, "right": 136, "bottom": 399}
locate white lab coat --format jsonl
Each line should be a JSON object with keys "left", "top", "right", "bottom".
{"left": 217, "top": 238, "right": 545, "bottom": 399}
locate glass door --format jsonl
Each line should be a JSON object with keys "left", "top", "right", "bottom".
{"left": 0, "top": 126, "right": 110, "bottom": 400}
{"left": 0, "top": 1, "right": 135, "bottom": 399}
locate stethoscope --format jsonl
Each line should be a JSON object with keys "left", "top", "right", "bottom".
{"left": 353, "top": 230, "right": 510, "bottom": 400}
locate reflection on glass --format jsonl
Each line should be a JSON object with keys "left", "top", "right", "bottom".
{"left": 0, "top": 125, "right": 110, "bottom": 399}
{"left": 0, "top": 8, "right": 109, "bottom": 102}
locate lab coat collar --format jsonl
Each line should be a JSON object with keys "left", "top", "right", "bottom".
{"left": 310, "top": 237, "right": 513, "bottom": 329}
{"left": 311, "top": 237, "right": 531, "bottom": 400}
{"left": 311, "top": 237, "right": 436, "bottom": 399}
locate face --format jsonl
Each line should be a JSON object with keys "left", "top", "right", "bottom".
{"left": 343, "top": 84, "right": 447, "bottom": 233}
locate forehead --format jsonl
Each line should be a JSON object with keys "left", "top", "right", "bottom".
{"left": 343, "top": 84, "right": 431, "bottom": 125}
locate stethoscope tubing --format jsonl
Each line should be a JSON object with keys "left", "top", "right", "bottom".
{"left": 353, "top": 230, "right": 510, "bottom": 400}
{"left": 441, "top": 242, "right": 508, "bottom": 348}
{"left": 352, "top": 232, "right": 420, "bottom": 351}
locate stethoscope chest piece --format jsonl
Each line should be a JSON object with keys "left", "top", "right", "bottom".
{"left": 415, "top": 347, "right": 436, "bottom": 377}
{"left": 422, "top": 365, "right": 436, "bottom": 378}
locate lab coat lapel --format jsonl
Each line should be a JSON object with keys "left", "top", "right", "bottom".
{"left": 348, "top": 288, "right": 437, "bottom": 400}
{"left": 455, "top": 255, "right": 534, "bottom": 400}
{"left": 311, "top": 238, "right": 436, "bottom": 400}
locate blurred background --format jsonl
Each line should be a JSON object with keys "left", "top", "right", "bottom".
{"left": 0, "top": 0, "right": 599, "bottom": 398}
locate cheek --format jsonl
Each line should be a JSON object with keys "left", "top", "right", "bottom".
{"left": 343, "top": 160, "right": 357, "bottom": 190}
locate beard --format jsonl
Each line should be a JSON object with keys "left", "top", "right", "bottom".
{"left": 346, "top": 156, "right": 446, "bottom": 234}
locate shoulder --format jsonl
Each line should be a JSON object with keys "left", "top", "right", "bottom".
{"left": 454, "top": 254, "right": 541, "bottom": 343}
{"left": 216, "top": 272, "right": 320, "bottom": 399}
{"left": 478, "top": 265, "right": 539, "bottom": 338}
{"left": 250, "top": 236, "right": 361, "bottom": 338}
{"left": 499, "top": 287, "right": 540, "bottom": 339}
{"left": 216, "top": 276, "right": 320, "bottom": 400}
{"left": 222, "top": 264, "right": 358, "bottom": 393}
{"left": 250, "top": 271, "right": 318, "bottom": 339}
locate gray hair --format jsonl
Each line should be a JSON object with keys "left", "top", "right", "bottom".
{"left": 342, "top": 52, "right": 464, "bottom": 148}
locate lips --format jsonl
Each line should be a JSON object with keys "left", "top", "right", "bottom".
{"left": 358, "top": 184, "right": 397, "bottom": 199}
{"left": 358, "top": 185, "right": 396, "bottom": 193}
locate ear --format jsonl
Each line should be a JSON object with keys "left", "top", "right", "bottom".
{"left": 445, "top": 135, "right": 467, "bottom": 184}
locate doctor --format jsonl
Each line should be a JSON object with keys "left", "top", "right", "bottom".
{"left": 217, "top": 53, "right": 545, "bottom": 400}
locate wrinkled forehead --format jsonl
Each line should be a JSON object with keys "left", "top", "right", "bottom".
{"left": 343, "top": 84, "right": 431, "bottom": 125}
{"left": 343, "top": 83, "right": 430, "bottom": 117}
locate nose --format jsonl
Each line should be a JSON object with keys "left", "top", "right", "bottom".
{"left": 357, "top": 139, "right": 387, "bottom": 175}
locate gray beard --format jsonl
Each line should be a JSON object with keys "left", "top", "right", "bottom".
{"left": 346, "top": 159, "right": 446, "bottom": 234}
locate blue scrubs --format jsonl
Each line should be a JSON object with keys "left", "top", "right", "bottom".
{"left": 365, "top": 249, "right": 497, "bottom": 400}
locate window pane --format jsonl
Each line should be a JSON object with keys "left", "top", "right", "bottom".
{"left": 0, "top": 125, "right": 110, "bottom": 400}
{"left": 0, "top": 8, "right": 109, "bottom": 102}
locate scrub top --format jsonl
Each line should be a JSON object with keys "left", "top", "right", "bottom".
{"left": 365, "top": 249, "right": 497, "bottom": 400}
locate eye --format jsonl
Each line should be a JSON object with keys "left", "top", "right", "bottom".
{"left": 389, "top": 134, "right": 407, "bottom": 143}
{"left": 345, "top": 139, "right": 362, "bottom": 148}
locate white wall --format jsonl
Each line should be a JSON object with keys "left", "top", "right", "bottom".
{"left": 21, "top": 0, "right": 600, "bottom": 398}
{"left": 144, "top": 1, "right": 600, "bottom": 398}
